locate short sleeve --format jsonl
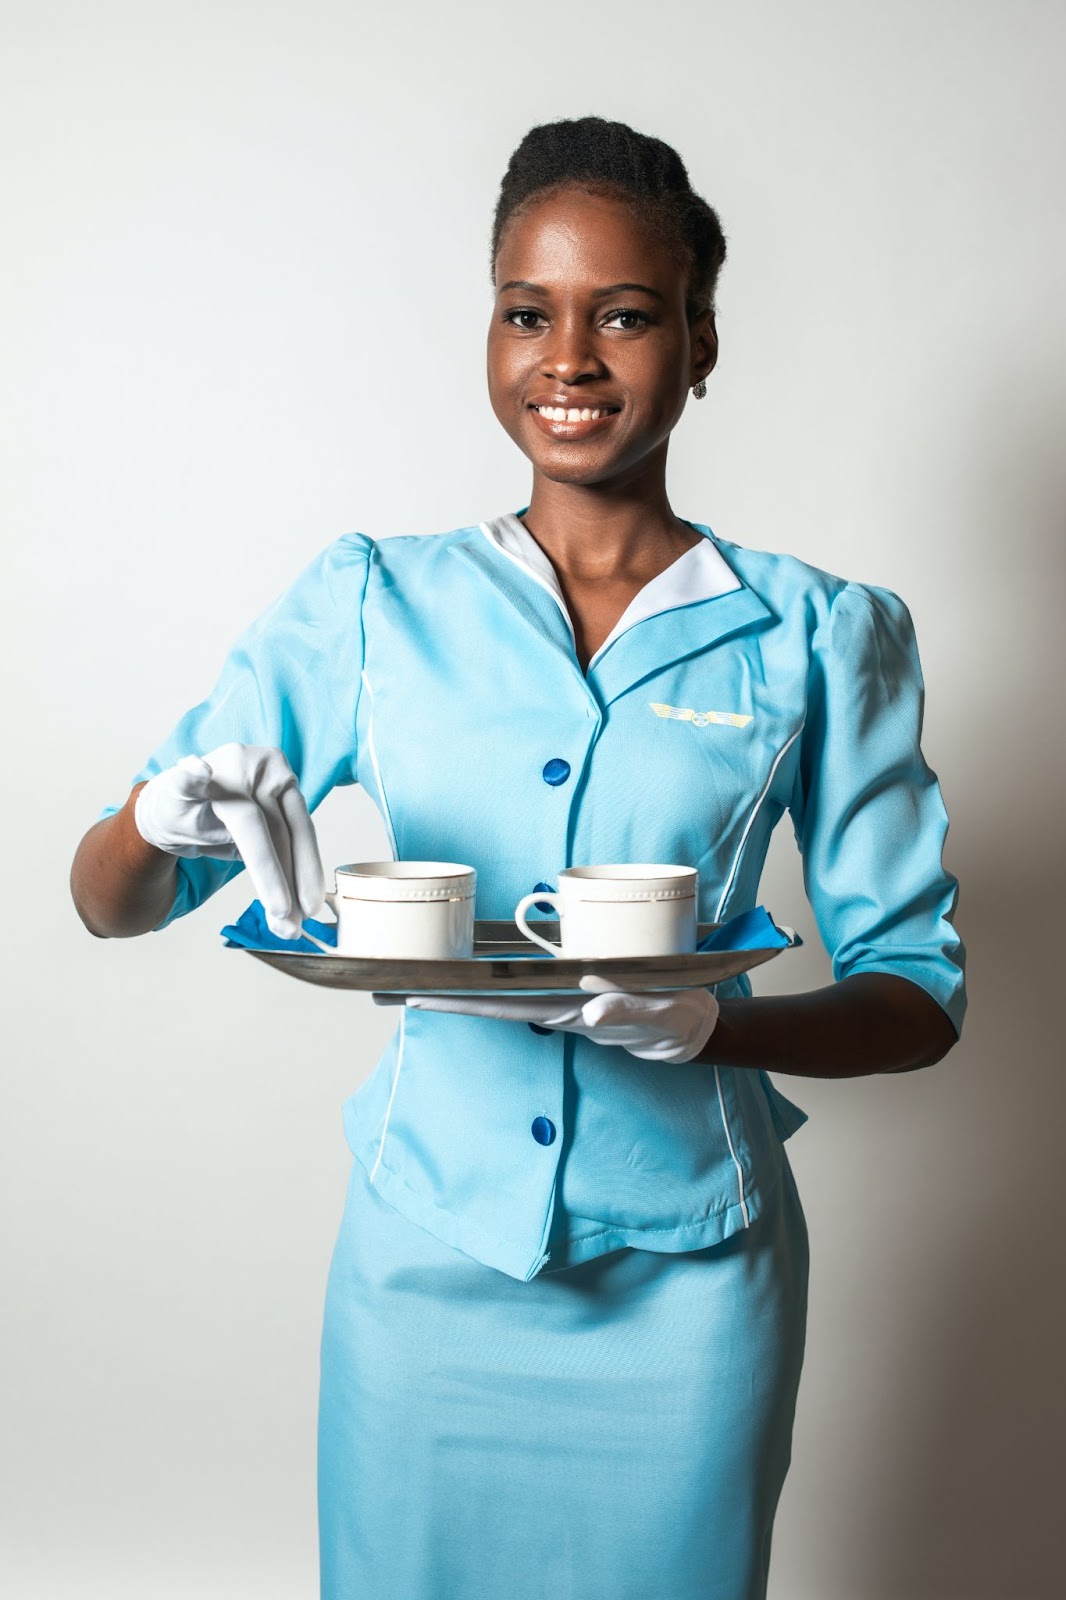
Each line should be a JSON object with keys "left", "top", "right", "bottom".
{"left": 97, "top": 533, "right": 374, "bottom": 930}
{"left": 788, "top": 580, "right": 967, "bottom": 1038}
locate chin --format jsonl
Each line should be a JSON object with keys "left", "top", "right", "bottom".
{"left": 530, "top": 457, "right": 620, "bottom": 486}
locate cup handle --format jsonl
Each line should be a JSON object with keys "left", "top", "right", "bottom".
{"left": 514, "top": 892, "right": 563, "bottom": 957}
{"left": 300, "top": 890, "right": 339, "bottom": 955}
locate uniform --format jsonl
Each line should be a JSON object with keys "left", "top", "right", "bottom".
{"left": 99, "top": 511, "right": 966, "bottom": 1597}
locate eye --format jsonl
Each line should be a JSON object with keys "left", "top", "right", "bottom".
{"left": 602, "top": 308, "right": 652, "bottom": 331}
{"left": 501, "top": 308, "right": 547, "bottom": 330}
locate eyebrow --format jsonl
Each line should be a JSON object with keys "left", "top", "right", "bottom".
{"left": 497, "top": 279, "right": 666, "bottom": 303}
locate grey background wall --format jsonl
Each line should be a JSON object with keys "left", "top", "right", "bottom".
{"left": 3, "top": 2, "right": 1063, "bottom": 1595}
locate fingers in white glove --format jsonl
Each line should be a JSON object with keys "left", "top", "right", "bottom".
{"left": 402, "top": 982, "right": 719, "bottom": 1064}
{"left": 134, "top": 757, "right": 234, "bottom": 856}
{"left": 406, "top": 973, "right": 635, "bottom": 1024}
{"left": 133, "top": 743, "right": 323, "bottom": 941}
{"left": 581, "top": 988, "right": 720, "bottom": 1063}
{"left": 132, "top": 742, "right": 320, "bottom": 940}
{"left": 404, "top": 993, "right": 587, "bottom": 1027}
{"left": 577, "top": 974, "right": 620, "bottom": 995}
{"left": 205, "top": 745, "right": 322, "bottom": 939}
{"left": 220, "top": 748, "right": 323, "bottom": 929}
{"left": 211, "top": 791, "right": 301, "bottom": 941}
{"left": 171, "top": 753, "right": 212, "bottom": 794}
{"left": 255, "top": 784, "right": 299, "bottom": 923}
{"left": 580, "top": 989, "right": 680, "bottom": 1026}
{"left": 277, "top": 779, "right": 326, "bottom": 918}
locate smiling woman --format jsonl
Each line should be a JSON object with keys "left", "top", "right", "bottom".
{"left": 480, "top": 129, "right": 731, "bottom": 668}
{"left": 490, "top": 217, "right": 715, "bottom": 470}
{"left": 71, "top": 114, "right": 966, "bottom": 1600}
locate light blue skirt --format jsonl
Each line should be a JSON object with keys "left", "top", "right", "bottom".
{"left": 318, "top": 1152, "right": 808, "bottom": 1600}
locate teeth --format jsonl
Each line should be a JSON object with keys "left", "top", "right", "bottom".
{"left": 536, "top": 406, "right": 613, "bottom": 422}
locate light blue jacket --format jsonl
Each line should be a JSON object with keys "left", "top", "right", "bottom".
{"left": 99, "top": 513, "right": 967, "bottom": 1281}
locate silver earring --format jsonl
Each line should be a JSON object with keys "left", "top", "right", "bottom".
{"left": 692, "top": 379, "right": 707, "bottom": 399}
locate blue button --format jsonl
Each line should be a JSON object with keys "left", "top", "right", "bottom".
{"left": 542, "top": 758, "right": 571, "bottom": 786}
{"left": 531, "top": 1116, "right": 556, "bottom": 1145}
{"left": 533, "top": 880, "right": 555, "bottom": 913}
{"left": 528, "top": 1022, "right": 553, "bottom": 1036}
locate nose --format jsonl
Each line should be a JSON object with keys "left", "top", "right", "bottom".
{"left": 540, "top": 314, "right": 606, "bottom": 385}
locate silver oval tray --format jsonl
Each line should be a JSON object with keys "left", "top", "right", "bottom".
{"left": 245, "top": 920, "right": 793, "bottom": 996}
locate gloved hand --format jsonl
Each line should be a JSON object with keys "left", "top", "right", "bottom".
{"left": 133, "top": 742, "right": 325, "bottom": 940}
{"left": 375, "top": 974, "right": 720, "bottom": 1064}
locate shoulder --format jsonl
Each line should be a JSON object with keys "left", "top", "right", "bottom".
{"left": 351, "top": 524, "right": 496, "bottom": 610}
{"left": 709, "top": 529, "right": 914, "bottom": 639}
{"left": 360, "top": 524, "right": 481, "bottom": 570}
{"left": 265, "top": 531, "right": 378, "bottom": 620}
{"left": 280, "top": 524, "right": 496, "bottom": 629}
{"left": 288, "top": 525, "right": 465, "bottom": 597}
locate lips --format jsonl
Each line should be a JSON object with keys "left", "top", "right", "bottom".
{"left": 527, "top": 398, "right": 621, "bottom": 420}
{"left": 527, "top": 399, "right": 622, "bottom": 441}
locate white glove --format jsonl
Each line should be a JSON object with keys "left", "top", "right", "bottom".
{"left": 133, "top": 742, "right": 325, "bottom": 940}
{"left": 376, "top": 974, "right": 720, "bottom": 1064}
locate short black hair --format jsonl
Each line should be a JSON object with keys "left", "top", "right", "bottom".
{"left": 490, "top": 116, "right": 728, "bottom": 321}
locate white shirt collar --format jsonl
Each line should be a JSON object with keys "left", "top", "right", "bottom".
{"left": 478, "top": 511, "right": 742, "bottom": 669}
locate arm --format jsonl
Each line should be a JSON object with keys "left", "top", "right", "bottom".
{"left": 71, "top": 781, "right": 178, "bottom": 938}
{"left": 693, "top": 971, "right": 959, "bottom": 1078}
{"left": 71, "top": 532, "right": 373, "bottom": 940}
{"left": 723, "top": 579, "right": 968, "bottom": 1077}
{"left": 612, "top": 580, "right": 967, "bottom": 1076}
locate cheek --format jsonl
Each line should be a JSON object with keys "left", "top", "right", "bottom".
{"left": 615, "top": 338, "right": 683, "bottom": 399}
{"left": 650, "top": 351, "right": 692, "bottom": 426}
{"left": 486, "top": 361, "right": 527, "bottom": 441}
{"left": 486, "top": 332, "right": 524, "bottom": 401}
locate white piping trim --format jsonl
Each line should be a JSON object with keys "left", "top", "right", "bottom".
{"left": 713, "top": 725, "right": 804, "bottom": 924}
{"left": 714, "top": 1064, "right": 750, "bottom": 1227}
{"left": 360, "top": 666, "right": 397, "bottom": 858}
{"left": 708, "top": 722, "right": 804, "bottom": 1231}
{"left": 478, "top": 519, "right": 576, "bottom": 640}
{"left": 588, "top": 531, "right": 741, "bottom": 667}
{"left": 478, "top": 513, "right": 743, "bottom": 668}
{"left": 369, "top": 1009, "right": 406, "bottom": 1182}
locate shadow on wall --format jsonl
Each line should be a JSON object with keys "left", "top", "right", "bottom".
{"left": 853, "top": 862, "right": 1063, "bottom": 1600}
{"left": 827, "top": 386, "right": 1066, "bottom": 1597}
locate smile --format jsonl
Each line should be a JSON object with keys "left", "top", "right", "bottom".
{"left": 528, "top": 404, "right": 621, "bottom": 439}
{"left": 534, "top": 405, "right": 618, "bottom": 421}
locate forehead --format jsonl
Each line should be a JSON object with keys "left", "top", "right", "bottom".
{"left": 495, "top": 187, "right": 684, "bottom": 293}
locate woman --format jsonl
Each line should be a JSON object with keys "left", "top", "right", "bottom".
{"left": 71, "top": 117, "right": 966, "bottom": 1599}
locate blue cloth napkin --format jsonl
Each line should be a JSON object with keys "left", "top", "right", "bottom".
{"left": 696, "top": 905, "right": 800, "bottom": 952}
{"left": 220, "top": 900, "right": 800, "bottom": 955}
{"left": 221, "top": 901, "right": 338, "bottom": 952}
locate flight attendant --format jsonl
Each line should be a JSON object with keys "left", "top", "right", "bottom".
{"left": 71, "top": 116, "right": 966, "bottom": 1600}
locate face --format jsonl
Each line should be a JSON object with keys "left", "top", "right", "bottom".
{"left": 487, "top": 187, "right": 717, "bottom": 489}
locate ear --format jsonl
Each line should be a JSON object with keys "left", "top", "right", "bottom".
{"left": 691, "top": 309, "right": 719, "bottom": 386}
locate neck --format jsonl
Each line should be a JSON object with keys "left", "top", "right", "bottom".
{"left": 520, "top": 464, "right": 697, "bottom": 580}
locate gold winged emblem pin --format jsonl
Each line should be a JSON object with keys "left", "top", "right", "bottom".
{"left": 649, "top": 702, "right": 753, "bottom": 728}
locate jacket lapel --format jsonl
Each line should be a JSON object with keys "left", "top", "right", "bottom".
{"left": 590, "top": 586, "right": 775, "bottom": 706}
{"left": 448, "top": 523, "right": 775, "bottom": 704}
{"left": 448, "top": 533, "right": 579, "bottom": 679}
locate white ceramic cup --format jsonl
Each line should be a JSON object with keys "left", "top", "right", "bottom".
{"left": 513, "top": 865, "right": 698, "bottom": 958}
{"left": 303, "top": 861, "right": 476, "bottom": 957}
